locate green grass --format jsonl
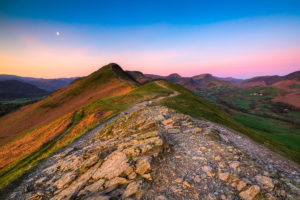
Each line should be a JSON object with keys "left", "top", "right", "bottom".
{"left": 238, "top": 86, "right": 279, "bottom": 99}
{"left": 232, "top": 98, "right": 252, "bottom": 110}
{"left": 161, "top": 82, "right": 253, "bottom": 131}
{"left": 233, "top": 113, "right": 300, "bottom": 151}
{"left": 0, "top": 97, "right": 46, "bottom": 117}
{"left": 84, "top": 81, "right": 172, "bottom": 114}
{"left": 0, "top": 97, "right": 45, "bottom": 104}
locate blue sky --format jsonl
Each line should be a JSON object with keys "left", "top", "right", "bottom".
{"left": 1, "top": 0, "right": 299, "bottom": 25}
{"left": 0, "top": 0, "right": 300, "bottom": 78}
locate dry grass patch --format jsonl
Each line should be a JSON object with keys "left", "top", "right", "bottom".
{"left": 0, "top": 113, "right": 72, "bottom": 171}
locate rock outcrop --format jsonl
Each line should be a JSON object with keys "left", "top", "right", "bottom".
{"left": 6, "top": 106, "right": 300, "bottom": 200}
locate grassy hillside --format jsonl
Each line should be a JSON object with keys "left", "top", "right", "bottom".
{"left": 0, "top": 63, "right": 135, "bottom": 146}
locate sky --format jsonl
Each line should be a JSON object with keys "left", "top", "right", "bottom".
{"left": 0, "top": 0, "right": 300, "bottom": 79}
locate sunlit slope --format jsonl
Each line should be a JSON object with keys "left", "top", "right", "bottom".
{"left": 0, "top": 63, "right": 137, "bottom": 145}
{"left": 0, "top": 67, "right": 172, "bottom": 189}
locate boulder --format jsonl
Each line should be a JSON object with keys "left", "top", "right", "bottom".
{"left": 161, "top": 119, "right": 174, "bottom": 125}
{"left": 239, "top": 185, "right": 260, "bottom": 200}
{"left": 229, "top": 161, "right": 240, "bottom": 170}
{"left": 85, "top": 194, "right": 110, "bottom": 200}
{"left": 237, "top": 180, "right": 247, "bottom": 191}
{"left": 79, "top": 179, "right": 104, "bottom": 195}
{"left": 135, "top": 156, "right": 152, "bottom": 175}
{"left": 218, "top": 172, "right": 229, "bottom": 182}
{"left": 255, "top": 175, "right": 274, "bottom": 189}
{"left": 54, "top": 171, "right": 77, "bottom": 189}
{"left": 202, "top": 165, "right": 214, "bottom": 177}
{"left": 53, "top": 162, "right": 101, "bottom": 200}
{"left": 92, "top": 151, "right": 129, "bottom": 179}
{"left": 104, "top": 177, "right": 129, "bottom": 188}
{"left": 122, "top": 181, "right": 142, "bottom": 199}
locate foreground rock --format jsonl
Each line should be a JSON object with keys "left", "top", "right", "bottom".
{"left": 6, "top": 106, "right": 300, "bottom": 200}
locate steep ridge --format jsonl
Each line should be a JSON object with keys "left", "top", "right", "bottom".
{"left": 0, "top": 63, "right": 135, "bottom": 145}
{"left": 126, "top": 71, "right": 152, "bottom": 84}
{"left": 5, "top": 106, "right": 299, "bottom": 199}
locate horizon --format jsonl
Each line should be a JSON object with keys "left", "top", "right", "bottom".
{"left": 1, "top": 0, "right": 300, "bottom": 79}
{"left": 0, "top": 64, "right": 299, "bottom": 80}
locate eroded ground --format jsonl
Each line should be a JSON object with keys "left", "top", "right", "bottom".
{"left": 5, "top": 106, "right": 300, "bottom": 200}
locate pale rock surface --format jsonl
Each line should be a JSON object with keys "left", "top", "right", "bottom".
{"left": 239, "top": 185, "right": 261, "bottom": 200}
{"left": 255, "top": 175, "right": 274, "bottom": 189}
{"left": 4, "top": 106, "right": 300, "bottom": 200}
{"left": 92, "top": 151, "right": 129, "bottom": 179}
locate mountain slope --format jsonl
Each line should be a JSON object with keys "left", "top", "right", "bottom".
{"left": 126, "top": 71, "right": 152, "bottom": 84}
{"left": 0, "top": 75, "right": 77, "bottom": 91}
{"left": 240, "top": 70, "right": 300, "bottom": 88}
{"left": 0, "top": 80, "right": 49, "bottom": 100}
{"left": 216, "top": 76, "right": 243, "bottom": 85}
{"left": 0, "top": 63, "right": 136, "bottom": 146}
{"left": 0, "top": 64, "right": 174, "bottom": 190}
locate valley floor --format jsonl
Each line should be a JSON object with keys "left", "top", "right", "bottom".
{"left": 4, "top": 104, "right": 300, "bottom": 200}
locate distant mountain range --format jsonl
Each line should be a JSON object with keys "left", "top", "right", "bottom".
{"left": 0, "top": 80, "right": 49, "bottom": 100}
{"left": 145, "top": 73, "right": 228, "bottom": 89}
{"left": 0, "top": 75, "right": 78, "bottom": 91}
{"left": 144, "top": 70, "right": 300, "bottom": 89}
{"left": 2, "top": 71, "right": 298, "bottom": 92}
{"left": 240, "top": 71, "right": 300, "bottom": 87}
{"left": 1, "top": 70, "right": 299, "bottom": 107}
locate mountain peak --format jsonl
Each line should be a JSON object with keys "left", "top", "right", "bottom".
{"left": 168, "top": 73, "right": 181, "bottom": 78}
{"left": 192, "top": 73, "right": 213, "bottom": 80}
{"left": 0, "top": 63, "right": 137, "bottom": 146}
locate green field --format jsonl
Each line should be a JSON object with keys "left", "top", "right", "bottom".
{"left": 233, "top": 112, "right": 300, "bottom": 151}
{"left": 0, "top": 97, "right": 46, "bottom": 117}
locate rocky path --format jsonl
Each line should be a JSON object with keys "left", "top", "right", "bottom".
{"left": 206, "top": 121, "right": 300, "bottom": 181}
{"left": 4, "top": 83, "right": 300, "bottom": 200}
{"left": 143, "top": 111, "right": 300, "bottom": 200}
{"left": 6, "top": 106, "right": 300, "bottom": 200}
